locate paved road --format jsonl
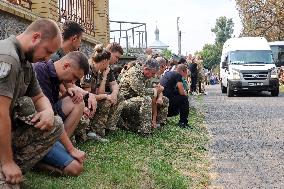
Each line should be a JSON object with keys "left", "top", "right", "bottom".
{"left": 203, "top": 85, "right": 284, "bottom": 189}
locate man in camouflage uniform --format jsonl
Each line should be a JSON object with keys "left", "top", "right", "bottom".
{"left": 196, "top": 56, "right": 206, "bottom": 94}
{"left": 150, "top": 57, "right": 169, "bottom": 128}
{"left": 0, "top": 19, "right": 63, "bottom": 188}
{"left": 104, "top": 42, "right": 125, "bottom": 133}
{"left": 119, "top": 58, "right": 164, "bottom": 134}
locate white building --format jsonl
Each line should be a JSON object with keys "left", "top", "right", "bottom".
{"left": 149, "top": 26, "right": 169, "bottom": 52}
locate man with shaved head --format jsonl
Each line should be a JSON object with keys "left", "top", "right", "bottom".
{"left": 0, "top": 18, "right": 62, "bottom": 188}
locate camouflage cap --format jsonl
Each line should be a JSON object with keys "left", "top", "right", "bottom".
{"left": 170, "top": 54, "right": 180, "bottom": 62}
{"left": 144, "top": 58, "right": 160, "bottom": 71}
{"left": 156, "top": 57, "right": 166, "bottom": 66}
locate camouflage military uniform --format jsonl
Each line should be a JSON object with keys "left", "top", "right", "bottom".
{"left": 148, "top": 75, "right": 169, "bottom": 125}
{"left": 73, "top": 115, "right": 89, "bottom": 143}
{"left": 12, "top": 97, "right": 63, "bottom": 172}
{"left": 119, "top": 62, "right": 157, "bottom": 133}
{"left": 81, "top": 64, "right": 124, "bottom": 137}
{"left": 0, "top": 36, "right": 63, "bottom": 189}
{"left": 0, "top": 97, "right": 63, "bottom": 189}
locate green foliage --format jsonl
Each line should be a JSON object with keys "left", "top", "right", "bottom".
{"left": 24, "top": 108, "right": 209, "bottom": 189}
{"left": 211, "top": 16, "right": 234, "bottom": 45}
{"left": 199, "top": 16, "right": 234, "bottom": 69}
{"left": 200, "top": 43, "right": 222, "bottom": 69}
{"left": 161, "top": 49, "right": 173, "bottom": 59}
{"left": 280, "top": 85, "right": 284, "bottom": 93}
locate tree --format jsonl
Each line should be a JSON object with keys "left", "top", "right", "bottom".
{"left": 211, "top": 16, "right": 234, "bottom": 45}
{"left": 198, "top": 16, "right": 234, "bottom": 69}
{"left": 161, "top": 49, "right": 173, "bottom": 60}
{"left": 199, "top": 44, "right": 222, "bottom": 69}
{"left": 236, "top": 0, "right": 284, "bottom": 41}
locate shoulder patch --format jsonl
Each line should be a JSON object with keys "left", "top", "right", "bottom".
{"left": 0, "top": 62, "right": 12, "bottom": 79}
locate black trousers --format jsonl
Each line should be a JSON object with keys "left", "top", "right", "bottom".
{"left": 167, "top": 95, "right": 189, "bottom": 124}
{"left": 190, "top": 76, "right": 197, "bottom": 92}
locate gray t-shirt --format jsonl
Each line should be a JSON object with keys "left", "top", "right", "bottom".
{"left": 0, "top": 36, "right": 42, "bottom": 110}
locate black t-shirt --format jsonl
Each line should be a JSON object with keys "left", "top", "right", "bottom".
{"left": 33, "top": 60, "right": 60, "bottom": 106}
{"left": 160, "top": 71, "right": 182, "bottom": 98}
{"left": 105, "top": 68, "right": 116, "bottom": 92}
{"left": 189, "top": 63, "right": 198, "bottom": 77}
{"left": 81, "top": 66, "right": 116, "bottom": 94}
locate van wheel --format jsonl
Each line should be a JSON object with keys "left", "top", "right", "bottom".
{"left": 221, "top": 83, "right": 227, "bottom": 93}
{"left": 227, "top": 83, "right": 234, "bottom": 97}
{"left": 271, "top": 89, "right": 279, "bottom": 97}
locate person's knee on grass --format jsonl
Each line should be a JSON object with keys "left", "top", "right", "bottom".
{"left": 63, "top": 160, "right": 83, "bottom": 176}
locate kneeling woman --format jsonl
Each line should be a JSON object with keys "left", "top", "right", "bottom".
{"left": 81, "top": 45, "right": 123, "bottom": 138}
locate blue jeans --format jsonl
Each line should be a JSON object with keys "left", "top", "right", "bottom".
{"left": 41, "top": 142, "right": 74, "bottom": 169}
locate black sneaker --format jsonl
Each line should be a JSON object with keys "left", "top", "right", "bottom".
{"left": 178, "top": 122, "right": 193, "bottom": 129}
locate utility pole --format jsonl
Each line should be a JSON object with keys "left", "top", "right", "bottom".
{"left": 177, "top": 17, "right": 181, "bottom": 55}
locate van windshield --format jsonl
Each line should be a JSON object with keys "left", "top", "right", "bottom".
{"left": 229, "top": 50, "right": 273, "bottom": 64}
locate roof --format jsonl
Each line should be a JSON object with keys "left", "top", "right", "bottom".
{"left": 268, "top": 41, "right": 284, "bottom": 46}
{"left": 149, "top": 40, "right": 169, "bottom": 49}
{"left": 223, "top": 37, "right": 271, "bottom": 52}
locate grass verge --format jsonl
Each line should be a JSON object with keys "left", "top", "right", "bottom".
{"left": 280, "top": 84, "right": 284, "bottom": 93}
{"left": 24, "top": 107, "right": 209, "bottom": 189}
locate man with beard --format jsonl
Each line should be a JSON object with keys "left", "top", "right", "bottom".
{"left": 0, "top": 18, "right": 63, "bottom": 188}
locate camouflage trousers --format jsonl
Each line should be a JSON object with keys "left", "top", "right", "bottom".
{"left": 0, "top": 97, "right": 63, "bottom": 189}
{"left": 120, "top": 96, "right": 169, "bottom": 134}
{"left": 156, "top": 96, "right": 169, "bottom": 125}
{"left": 89, "top": 95, "right": 124, "bottom": 137}
{"left": 73, "top": 115, "right": 90, "bottom": 143}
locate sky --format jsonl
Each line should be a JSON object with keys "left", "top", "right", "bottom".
{"left": 109, "top": 0, "right": 242, "bottom": 55}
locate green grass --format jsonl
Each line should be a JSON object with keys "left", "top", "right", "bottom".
{"left": 23, "top": 108, "right": 209, "bottom": 189}
{"left": 280, "top": 84, "right": 284, "bottom": 93}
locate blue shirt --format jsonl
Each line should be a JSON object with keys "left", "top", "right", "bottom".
{"left": 33, "top": 60, "right": 60, "bottom": 106}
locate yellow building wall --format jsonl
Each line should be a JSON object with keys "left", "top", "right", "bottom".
{"left": 0, "top": 0, "right": 109, "bottom": 45}
{"left": 94, "top": 0, "right": 110, "bottom": 45}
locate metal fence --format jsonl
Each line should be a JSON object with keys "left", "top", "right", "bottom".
{"left": 3, "top": 0, "right": 97, "bottom": 36}
{"left": 58, "top": 0, "right": 96, "bottom": 36}
{"left": 110, "top": 20, "right": 147, "bottom": 55}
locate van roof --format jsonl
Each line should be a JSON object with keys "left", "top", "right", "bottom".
{"left": 268, "top": 41, "right": 284, "bottom": 46}
{"left": 223, "top": 37, "right": 271, "bottom": 52}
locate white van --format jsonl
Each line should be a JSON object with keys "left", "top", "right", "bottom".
{"left": 269, "top": 41, "right": 284, "bottom": 67}
{"left": 220, "top": 37, "right": 279, "bottom": 97}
